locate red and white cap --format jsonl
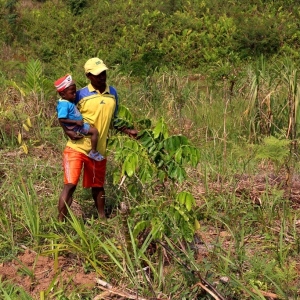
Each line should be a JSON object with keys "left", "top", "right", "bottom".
{"left": 54, "top": 74, "right": 75, "bottom": 92}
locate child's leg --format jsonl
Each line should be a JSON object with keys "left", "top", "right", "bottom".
{"left": 88, "top": 127, "right": 99, "bottom": 152}
{"left": 77, "top": 124, "right": 103, "bottom": 161}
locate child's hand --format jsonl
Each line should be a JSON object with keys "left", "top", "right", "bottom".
{"left": 76, "top": 120, "right": 84, "bottom": 126}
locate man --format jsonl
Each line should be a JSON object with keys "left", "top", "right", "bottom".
{"left": 58, "top": 57, "right": 137, "bottom": 222}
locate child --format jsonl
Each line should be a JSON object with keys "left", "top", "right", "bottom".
{"left": 54, "top": 74, "right": 104, "bottom": 161}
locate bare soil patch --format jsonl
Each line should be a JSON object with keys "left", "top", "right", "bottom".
{"left": 0, "top": 248, "right": 97, "bottom": 299}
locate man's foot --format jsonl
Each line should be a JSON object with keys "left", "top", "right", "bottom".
{"left": 88, "top": 150, "right": 104, "bottom": 161}
{"left": 98, "top": 213, "right": 106, "bottom": 219}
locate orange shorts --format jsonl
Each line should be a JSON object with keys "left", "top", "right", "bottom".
{"left": 63, "top": 147, "right": 106, "bottom": 188}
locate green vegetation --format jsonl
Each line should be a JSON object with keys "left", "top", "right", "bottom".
{"left": 1, "top": 0, "right": 300, "bottom": 299}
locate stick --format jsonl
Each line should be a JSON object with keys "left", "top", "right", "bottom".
{"left": 251, "top": 288, "right": 279, "bottom": 299}
{"left": 93, "top": 285, "right": 148, "bottom": 300}
{"left": 193, "top": 282, "right": 222, "bottom": 300}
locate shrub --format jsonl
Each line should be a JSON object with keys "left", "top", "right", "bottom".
{"left": 67, "top": 0, "right": 87, "bottom": 15}
{"left": 233, "top": 15, "right": 281, "bottom": 58}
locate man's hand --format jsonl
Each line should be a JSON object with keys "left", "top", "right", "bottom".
{"left": 65, "top": 130, "right": 84, "bottom": 140}
{"left": 122, "top": 128, "right": 139, "bottom": 139}
{"left": 76, "top": 120, "right": 84, "bottom": 126}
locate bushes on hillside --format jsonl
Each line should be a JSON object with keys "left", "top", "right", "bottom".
{"left": 0, "top": 0, "right": 300, "bottom": 81}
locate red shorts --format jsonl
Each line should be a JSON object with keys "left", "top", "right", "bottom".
{"left": 63, "top": 147, "right": 106, "bottom": 187}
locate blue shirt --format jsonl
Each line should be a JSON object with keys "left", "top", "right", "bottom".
{"left": 56, "top": 99, "right": 83, "bottom": 123}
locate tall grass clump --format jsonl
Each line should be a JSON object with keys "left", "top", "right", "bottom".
{"left": 0, "top": 279, "right": 32, "bottom": 300}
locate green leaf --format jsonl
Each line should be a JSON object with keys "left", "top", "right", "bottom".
{"left": 112, "top": 171, "right": 121, "bottom": 185}
{"left": 153, "top": 117, "right": 168, "bottom": 139}
{"left": 136, "top": 118, "right": 152, "bottom": 129}
{"left": 150, "top": 217, "right": 164, "bottom": 240}
{"left": 173, "top": 205, "right": 189, "bottom": 222}
{"left": 124, "top": 152, "right": 139, "bottom": 177}
{"left": 174, "top": 211, "right": 181, "bottom": 222}
{"left": 118, "top": 105, "right": 134, "bottom": 123}
{"left": 176, "top": 191, "right": 195, "bottom": 210}
{"left": 182, "top": 145, "right": 200, "bottom": 167}
{"left": 185, "top": 194, "right": 193, "bottom": 211}
{"left": 167, "top": 162, "right": 176, "bottom": 178}
{"left": 158, "top": 170, "right": 166, "bottom": 181}
{"left": 176, "top": 167, "right": 186, "bottom": 182}
{"left": 157, "top": 158, "right": 164, "bottom": 168}
{"left": 176, "top": 191, "right": 186, "bottom": 205}
{"left": 133, "top": 220, "right": 148, "bottom": 238}
{"left": 174, "top": 148, "right": 182, "bottom": 163}
{"left": 124, "top": 139, "right": 139, "bottom": 152}
{"left": 153, "top": 118, "right": 162, "bottom": 139}
{"left": 148, "top": 144, "right": 156, "bottom": 154}
{"left": 139, "top": 164, "right": 153, "bottom": 183}
{"left": 138, "top": 130, "right": 155, "bottom": 148}
{"left": 163, "top": 135, "right": 189, "bottom": 156}
{"left": 194, "top": 219, "right": 201, "bottom": 230}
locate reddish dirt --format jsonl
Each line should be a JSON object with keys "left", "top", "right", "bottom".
{"left": 0, "top": 248, "right": 97, "bottom": 299}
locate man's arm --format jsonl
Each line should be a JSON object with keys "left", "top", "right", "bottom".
{"left": 59, "top": 120, "right": 83, "bottom": 140}
{"left": 59, "top": 118, "right": 84, "bottom": 126}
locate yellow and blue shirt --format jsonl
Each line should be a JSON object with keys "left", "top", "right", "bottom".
{"left": 66, "top": 83, "right": 118, "bottom": 156}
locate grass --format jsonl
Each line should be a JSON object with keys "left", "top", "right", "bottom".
{"left": 1, "top": 61, "right": 300, "bottom": 299}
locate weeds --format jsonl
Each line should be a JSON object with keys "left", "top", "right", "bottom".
{"left": 0, "top": 278, "right": 32, "bottom": 300}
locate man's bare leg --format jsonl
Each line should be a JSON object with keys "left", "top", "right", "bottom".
{"left": 92, "top": 187, "right": 106, "bottom": 219}
{"left": 58, "top": 183, "right": 77, "bottom": 222}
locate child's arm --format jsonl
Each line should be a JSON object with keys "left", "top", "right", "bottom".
{"left": 59, "top": 118, "right": 84, "bottom": 126}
